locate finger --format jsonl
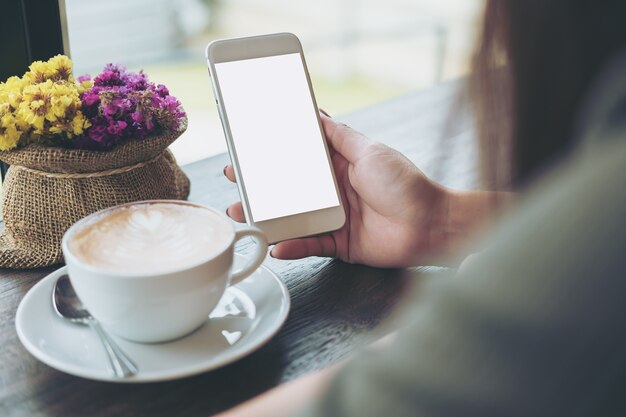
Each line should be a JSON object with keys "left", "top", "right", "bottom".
{"left": 270, "top": 235, "right": 337, "bottom": 259}
{"left": 319, "top": 114, "right": 372, "bottom": 164}
{"left": 223, "top": 164, "right": 236, "bottom": 183}
{"left": 226, "top": 202, "right": 245, "bottom": 223}
{"left": 318, "top": 110, "right": 336, "bottom": 158}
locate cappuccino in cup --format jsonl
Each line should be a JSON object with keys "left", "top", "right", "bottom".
{"left": 68, "top": 202, "right": 232, "bottom": 274}
{"left": 62, "top": 200, "right": 268, "bottom": 343}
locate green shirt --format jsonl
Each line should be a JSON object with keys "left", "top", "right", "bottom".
{"left": 302, "top": 64, "right": 626, "bottom": 417}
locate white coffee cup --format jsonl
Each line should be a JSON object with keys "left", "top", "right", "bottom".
{"left": 61, "top": 200, "right": 268, "bottom": 343}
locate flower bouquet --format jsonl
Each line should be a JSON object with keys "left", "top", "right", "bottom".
{"left": 0, "top": 56, "right": 190, "bottom": 268}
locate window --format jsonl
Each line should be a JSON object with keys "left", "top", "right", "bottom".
{"left": 63, "top": 0, "right": 482, "bottom": 165}
{"left": 3, "top": 0, "right": 482, "bottom": 167}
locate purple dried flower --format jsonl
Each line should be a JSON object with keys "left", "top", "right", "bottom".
{"left": 93, "top": 70, "right": 124, "bottom": 87}
{"left": 89, "top": 125, "right": 106, "bottom": 141}
{"left": 131, "top": 111, "right": 144, "bottom": 123}
{"left": 103, "top": 63, "right": 126, "bottom": 73}
{"left": 82, "top": 90, "right": 100, "bottom": 107}
{"left": 107, "top": 120, "right": 127, "bottom": 136}
{"left": 125, "top": 71, "right": 149, "bottom": 91}
{"left": 102, "top": 96, "right": 131, "bottom": 117}
{"left": 76, "top": 63, "right": 186, "bottom": 150}
{"left": 155, "top": 84, "right": 169, "bottom": 97}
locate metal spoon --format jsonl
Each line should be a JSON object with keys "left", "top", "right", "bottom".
{"left": 52, "top": 274, "right": 138, "bottom": 378}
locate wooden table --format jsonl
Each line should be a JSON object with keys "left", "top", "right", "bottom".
{"left": 0, "top": 80, "right": 476, "bottom": 417}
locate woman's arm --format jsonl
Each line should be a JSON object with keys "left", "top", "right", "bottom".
{"left": 429, "top": 189, "right": 515, "bottom": 263}
{"left": 214, "top": 335, "right": 396, "bottom": 417}
{"left": 214, "top": 366, "right": 338, "bottom": 417}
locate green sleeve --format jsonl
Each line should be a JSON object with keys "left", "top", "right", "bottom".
{"left": 301, "top": 139, "right": 626, "bottom": 417}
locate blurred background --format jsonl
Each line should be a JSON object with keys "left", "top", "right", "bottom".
{"left": 64, "top": 0, "right": 483, "bottom": 164}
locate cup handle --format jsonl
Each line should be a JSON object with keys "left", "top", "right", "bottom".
{"left": 229, "top": 226, "right": 268, "bottom": 286}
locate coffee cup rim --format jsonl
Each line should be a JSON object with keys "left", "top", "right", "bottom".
{"left": 61, "top": 200, "right": 236, "bottom": 278}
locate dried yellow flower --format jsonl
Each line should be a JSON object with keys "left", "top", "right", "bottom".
{"left": 0, "top": 112, "right": 21, "bottom": 151}
{"left": 0, "top": 55, "right": 91, "bottom": 150}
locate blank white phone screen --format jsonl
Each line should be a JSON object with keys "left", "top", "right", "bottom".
{"left": 215, "top": 53, "right": 340, "bottom": 222}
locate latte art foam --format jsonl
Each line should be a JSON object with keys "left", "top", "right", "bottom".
{"left": 69, "top": 203, "right": 232, "bottom": 273}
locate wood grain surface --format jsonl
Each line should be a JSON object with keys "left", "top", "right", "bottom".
{"left": 0, "top": 79, "right": 476, "bottom": 417}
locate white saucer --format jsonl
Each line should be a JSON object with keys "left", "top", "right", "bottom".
{"left": 15, "top": 254, "right": 290, "bottom": 383}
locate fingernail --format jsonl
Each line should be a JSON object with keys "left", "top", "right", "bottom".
{"left": 319, "top": 108, "right": 331, "bottom": 118}
{"left": 225, "top": 207, "right": 230, "bottom": 217}
{"left": 223, "top": 166, "right": 227, "bottom": 175}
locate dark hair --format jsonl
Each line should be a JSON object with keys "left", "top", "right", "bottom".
{"left": 472, "top": 0, "right": 626, "bottom": 189}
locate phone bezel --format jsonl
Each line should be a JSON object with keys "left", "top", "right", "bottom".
{"left": 205, "top": 33, "right": 345, "bottom": 244}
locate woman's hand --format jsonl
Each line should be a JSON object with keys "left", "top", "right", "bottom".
{"left": 224, "top": 114, "right": 449, "bottom": 268}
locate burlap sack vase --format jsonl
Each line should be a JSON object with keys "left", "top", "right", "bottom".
{"left": 0, "top": 123, "right": 190, "bottom": 269}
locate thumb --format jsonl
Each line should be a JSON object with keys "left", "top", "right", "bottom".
{"left": 320, "top": 113, "right": 372, "bottom": 164}
{"left": 270, "top": 235, "right": 338, "bottom": 260}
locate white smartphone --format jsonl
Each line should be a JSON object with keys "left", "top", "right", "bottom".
{"left": 205, "top": 33, "right": 345, "bottom": 244}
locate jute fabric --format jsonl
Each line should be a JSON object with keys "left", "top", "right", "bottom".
{"left": 0, "top": 125, "right": 190, "bottom": 269}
